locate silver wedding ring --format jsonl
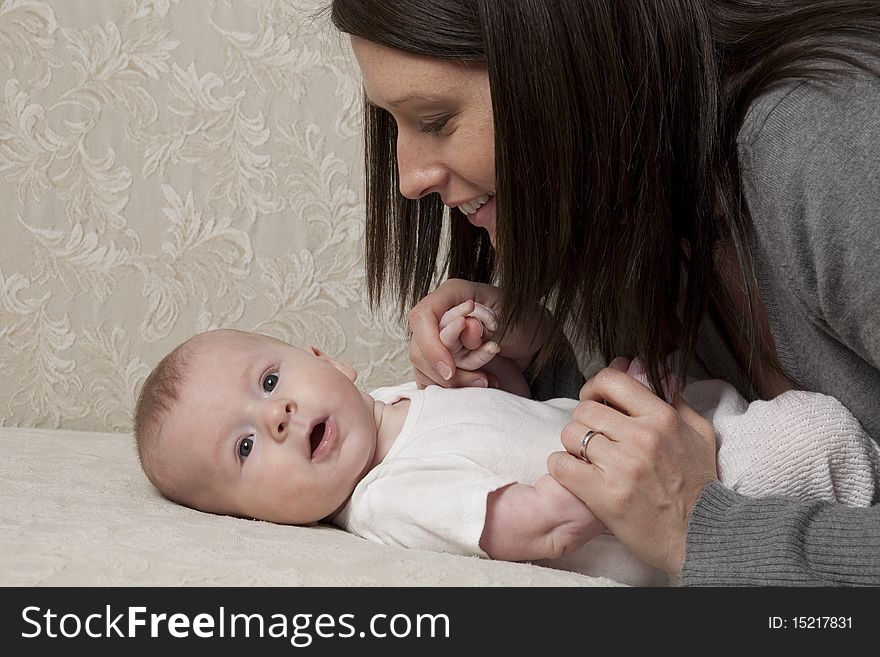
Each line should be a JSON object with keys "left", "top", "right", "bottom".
{"left": 579, "top": 430, "right": 598, "bottom": 463}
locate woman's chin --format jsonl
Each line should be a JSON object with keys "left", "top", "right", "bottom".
{"left": 466, "top": 195, "right": 497, "bottom": 246}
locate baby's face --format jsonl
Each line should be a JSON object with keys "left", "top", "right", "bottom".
{"left": 159, "top": 330, "right": 378, "bottom": 524}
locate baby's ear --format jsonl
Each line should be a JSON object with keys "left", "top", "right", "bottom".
{"left": 309, "top": 346, "right": 358, "bottom": 383}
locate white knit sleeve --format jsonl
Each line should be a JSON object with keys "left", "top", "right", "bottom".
{"left": 684, "top": 380, "right": 880, "bottom": 506}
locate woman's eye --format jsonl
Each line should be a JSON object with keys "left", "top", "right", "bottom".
{"left": 238, "top": 437, "right": 253, "bottom": 461}
{"left": 262, "top": 373, "right": 278, "bottom": 393}
{"left": 419, "top": 117, "right": 450, "bottom": 136}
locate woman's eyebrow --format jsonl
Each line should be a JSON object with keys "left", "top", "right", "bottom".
{"left": 365, "top": 92, "right": 448, "bottom": 109}
{"left": 389, "top": 93, "right": 446, "bottom": 107}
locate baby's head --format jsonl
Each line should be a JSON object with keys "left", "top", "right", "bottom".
{"left": 134, "top": 329, "right": 379, "bottom": 524}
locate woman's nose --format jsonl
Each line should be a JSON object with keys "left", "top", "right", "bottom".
{"left": 397, "top": 137, "right": 447, "bottom": 200}
{"left": 266, "top": 399, "right": 296, "bottom": 442}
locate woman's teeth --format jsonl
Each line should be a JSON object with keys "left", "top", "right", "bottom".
{"left": 458, "top": 194, "right": 491, "bottom": 216}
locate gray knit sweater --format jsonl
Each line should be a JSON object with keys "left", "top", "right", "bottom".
{"left": 685, "top": 59, "right": 880, "bottom": 585}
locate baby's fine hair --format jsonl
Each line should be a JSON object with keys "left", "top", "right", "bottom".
{"left": 133, "top": 338, "right": 196, "bottom": 494}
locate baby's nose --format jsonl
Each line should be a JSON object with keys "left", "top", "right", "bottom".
{"left": 268, "top": 400, "right": 296, "bottom": 441}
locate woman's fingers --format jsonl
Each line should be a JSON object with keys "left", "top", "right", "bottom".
{"left": 409, "top": 340, "right": 451, "bottom": 387}
{"left": 549, "top": 365, "right": 720, "bottom": 576}
{"left": 546, "top": 450, "right": 607, "bottom": 524}
{"left": 561, "top": 399, "right": 628, "bottom": 446}
{"left": 408, "top": 279, "right": 503, "bottom": 384}
{"left": 413, "top": 368, "right": 437, "bottom": 390}
{"left": 560, "top": 420, "right": 614, "bottom": 466}
{"left": 672, "top": 393, "right": 716, "bottom": 445}
{"left": 413, "top": 362, "right": 491, "bottom": 389}
{"left": 409, "top": 306, "right": 455, "bottom": 383}
{"left": 578, "top": 366, "right": 666, "bottom": 415}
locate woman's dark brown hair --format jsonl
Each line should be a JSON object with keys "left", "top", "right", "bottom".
{"left": 330, "top": 0, "right": 880, "bottom": 396}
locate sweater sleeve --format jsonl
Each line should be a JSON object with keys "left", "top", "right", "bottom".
{"left": 683, "top": 63, "right": 880, "bottom": 586}
{"left": 681, "top": 482, "right": 880, "bottom": 586}
{"left": 740, "top": 66, "right": 880, "bottom": 371}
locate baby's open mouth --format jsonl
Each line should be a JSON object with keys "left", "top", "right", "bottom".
{"left": 309, "top": 421, "right": 326, "bottom": 456}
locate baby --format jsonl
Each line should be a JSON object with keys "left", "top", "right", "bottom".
{"left": 134, "top": 307, "right": 880, "bottom": 586}
{"left": 134, "top": 325, "right": 621, "bottom": 575}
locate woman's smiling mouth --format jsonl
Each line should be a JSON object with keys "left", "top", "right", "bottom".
{"left": 464, "top": 195, "right": 496, "bottom": 244}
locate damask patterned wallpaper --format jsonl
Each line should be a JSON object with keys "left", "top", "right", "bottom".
{"left": 0, "top": 0, "right": 413, "bottom": 432}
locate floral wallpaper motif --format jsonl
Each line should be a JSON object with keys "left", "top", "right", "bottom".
{"left": 0, "top": 0, "right": 412, "bottom": 432}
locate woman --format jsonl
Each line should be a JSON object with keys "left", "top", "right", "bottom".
{"left": 330, "top": 0, "right": 880, "bottom": 585}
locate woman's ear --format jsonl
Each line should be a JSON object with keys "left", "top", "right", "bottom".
{"left": 309, "top": 346, "right": 358, "bottom": 383}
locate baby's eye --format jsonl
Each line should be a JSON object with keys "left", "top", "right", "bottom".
{"left": 262, "top": 372, "right": 278, "bottom": 393}
{"left": 238, "top": 437, "right": 253, "bottom": 461}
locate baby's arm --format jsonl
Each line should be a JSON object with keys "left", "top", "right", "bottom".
{"left": 479, "top": 474, "right": 606, "bottom": 561}
{"left": 439, "top": 300, "right": 536, "bottom": 397}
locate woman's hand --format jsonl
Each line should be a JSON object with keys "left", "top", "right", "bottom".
{"left": 408, "top": 279, "right": 506, "bottom": 389}
{"left": 438, "top": 299, "right": 533, "bottom": 397}
{"left": 547, "top": 362, "right": 718, "bottom": 576}
{"left": 408, "top": 278, "right": 550, "bottom": 390}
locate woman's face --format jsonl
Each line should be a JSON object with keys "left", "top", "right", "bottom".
{"left": 351, "top": 37, "right": 498, "bottom": 244}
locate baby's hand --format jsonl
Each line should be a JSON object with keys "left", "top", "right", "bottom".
{"left": 533, "top": 474, "right": 606, "bottom": 558}
{"left": 438, "top": 300, "right": 501, "bottom": 371}
{"left": 437, "top": 299, "right": 532, "bottom": 397}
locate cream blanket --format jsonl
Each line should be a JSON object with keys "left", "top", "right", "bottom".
{"left": 0, "top": 427, "right": 621, "bottom": 587}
